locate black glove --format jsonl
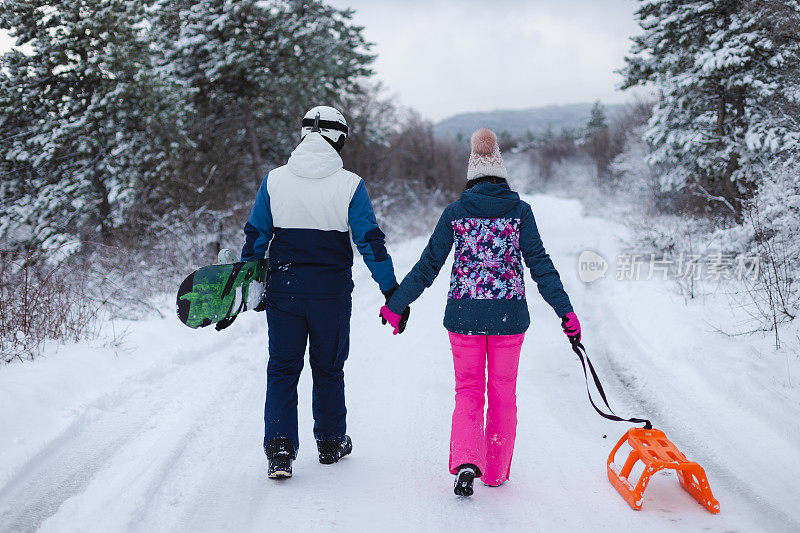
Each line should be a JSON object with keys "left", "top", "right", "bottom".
{"left": 381, "top": 284, "right": 399, "bottom": 325}
{"left": 378, "top": 283, "right": 410, "bottom": 333}
{"left": 397, "top": 305, "right": 410, "bottom": 334}
{"left": 382, "top": 284, "right": 399, "bottom": 303}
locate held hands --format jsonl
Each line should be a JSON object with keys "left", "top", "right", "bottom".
{"left": 561, "top": 311, "right": 581, "bottom": 344}
{"left": 379, "top": 284, "right": 410, "bottom": 334}
{"left": 380, "top": 305, "right": 409, "bottom": 335}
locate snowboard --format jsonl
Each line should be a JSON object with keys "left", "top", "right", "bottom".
{"left": 176, "top": 259, "right": 268, "bottom": 329}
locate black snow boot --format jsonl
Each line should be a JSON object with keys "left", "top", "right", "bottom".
{"left": 265, "top": 437, "right": 295, "bottom": 479}
{"left": 316, "top": 435, "right": 352, "bottom": 465}
{"left": 454, "top": 464, "right": 480, "bottom": 496}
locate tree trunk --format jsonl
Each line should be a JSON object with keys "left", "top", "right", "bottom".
{"left": 242, "top": 101, "right": 264, "bottom": 187}
{"left": 722, "top": 152, "right": 741, "bottom": 215}
{"left": 716, "top": 93, "right": 726, "bottom": 138}
{"left": 721, "top": 92, "right": 747, "bottom": 214}
{"left": 715, "top": 92, "right": 742, "bottom": 212}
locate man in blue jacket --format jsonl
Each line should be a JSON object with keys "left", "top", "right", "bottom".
{"left": 240, "top": 106, "right": 406, "bottom": 479}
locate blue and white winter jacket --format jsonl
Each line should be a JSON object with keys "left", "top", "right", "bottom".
{"left": 241, "top": 132, "right": 397, "bottom": 297}
{"left": 387, "top": 181, "right": 572, "bottom": 335}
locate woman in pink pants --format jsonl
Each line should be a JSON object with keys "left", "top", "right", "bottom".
{"left": 380, "top": 128, "right": 581, "bottom": 496}
{"left": 449, "top": 332, "right": 525, "bottom": 487}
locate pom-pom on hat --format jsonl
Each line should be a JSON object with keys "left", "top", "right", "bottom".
{"left": 467, "top": 128, "right": 507, "bottom": 181}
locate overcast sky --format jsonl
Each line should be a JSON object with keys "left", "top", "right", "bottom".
{"left": 1, "top": 0, "right": 644, "bottom": 122}
{"left": 329, "top": 0, "right": 643, "bottom": 120}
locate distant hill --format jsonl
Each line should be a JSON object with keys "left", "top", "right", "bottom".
{"left": 433, "top": 102, "right": 625, "bottom": 140}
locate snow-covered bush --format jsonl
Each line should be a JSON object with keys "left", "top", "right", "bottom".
{"left": 0, "top": 251, "right": 101, "bottom": 362}
{"left": 0, "top": 218, "right": 225, "bottom": 363}
{"left": 524, "top": 129, "right": 582, "bottom": 184}
{"left": 739, "top": 161, "right": 800, "bottom": 343}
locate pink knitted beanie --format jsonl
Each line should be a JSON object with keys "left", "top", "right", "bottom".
{"left": 466, "top": 128, "right": 508, "bottom": 181}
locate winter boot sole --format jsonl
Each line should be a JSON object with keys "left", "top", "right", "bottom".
{"left": 268, "top": 469, "right": 292, "bottom": 479}
{"left": 266, "top": 451, "right": 293, "bottom": 480}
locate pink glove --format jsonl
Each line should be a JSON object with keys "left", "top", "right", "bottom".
{"left": 561, "top": 312, "right": 581, "bottom": 342}
{"left": 380, "top": 305, "right": 402, "bottom": 335}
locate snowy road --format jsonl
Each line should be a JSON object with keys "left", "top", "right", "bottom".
{"left": 1, "top": 194, "right": 798, "bottom": 532}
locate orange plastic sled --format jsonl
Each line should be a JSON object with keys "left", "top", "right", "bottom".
{"left": 607, "top": 428, "right": 720, "bottom": 513}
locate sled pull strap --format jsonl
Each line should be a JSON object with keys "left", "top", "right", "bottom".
{"left": 569, "top": 337, "right": 652, "bottom": 429}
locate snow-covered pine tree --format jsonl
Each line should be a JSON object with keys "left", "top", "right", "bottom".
{"left": 586, "top": 100, "right": 609, "bottom": 136}
{"left": 753, "top": 0, "right": 800, "bottom": 156}
{"left": 621, "top": 0, "right": 800, "bottom": 213}
{"left": 0, "top": 0, "right": 175, "bottom": 248}
{"left": 0, "top": 67, "right": 37, "bottom": 246}
{"left": 583, "top": 100, "right": 613, "bottom": 178}
{"left": 154, "top": 0, "right": 374, "bottom": 193}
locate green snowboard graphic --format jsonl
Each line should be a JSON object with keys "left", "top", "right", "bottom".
{"left": 176, "top": 259, "right": 267, "bottom": 329}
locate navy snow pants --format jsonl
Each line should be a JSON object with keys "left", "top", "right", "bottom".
{"left": 263, "top": 294, "right": 351, "bottom": 454}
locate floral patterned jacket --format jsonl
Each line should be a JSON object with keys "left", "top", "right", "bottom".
{"left": 389, "top": 181, "right": 573, "bottom": 335}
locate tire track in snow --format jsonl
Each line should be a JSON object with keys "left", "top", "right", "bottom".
{"left": 0, "top": 338, "right": 258, "bottom": 533}
{"left": 0, "top": 410, "right": 151, "bottom": 533}
{"left": 124, "top": 351, "right": 265, "bottom": 533}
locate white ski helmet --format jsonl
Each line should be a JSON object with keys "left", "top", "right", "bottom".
{"left": 301, "top": 106, "right": 348, "bottom": 152}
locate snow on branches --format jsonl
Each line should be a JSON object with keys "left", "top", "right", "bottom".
{"left": 0, "top": 0, "right": 374, "bottom": 251}
{"left": 620, "top": 0, "right": 800, "bottom": 211}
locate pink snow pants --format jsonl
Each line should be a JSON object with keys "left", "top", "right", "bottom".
{"left": 448, "top": 331, "right": 524, "bottom": 486}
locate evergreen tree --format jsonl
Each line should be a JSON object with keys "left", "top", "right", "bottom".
{"left": 0, "top": 67, "right": 37, "bottom": 244}
{"left": 0, "top": 0, "right": 174, "bottom": 248}
{"left": 154, "top": 0, "right": 374, "bottom": 195}
{"left": 0, "top": 0, "right": 374, "bottom": 248}
{"left": 584, "top": 100, "right": 612, "bottom": 178}
{"left": 621, "top": 0, "right": 800, "bottom": 211}
{"left": 586, "top": 100, "right": 608, "bottom": 135}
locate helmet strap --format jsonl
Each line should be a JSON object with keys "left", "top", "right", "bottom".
{"left": 324, "top": 134, "right": 346, "bottom": 153}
